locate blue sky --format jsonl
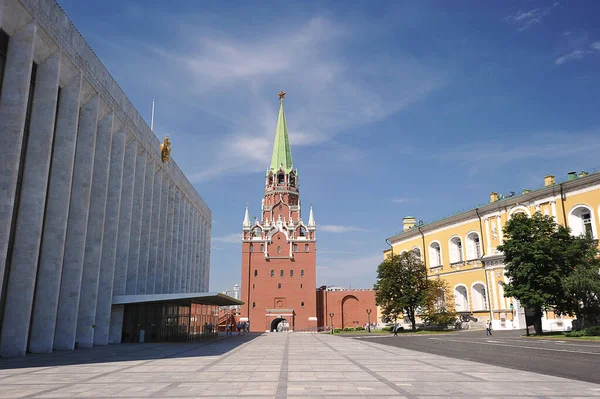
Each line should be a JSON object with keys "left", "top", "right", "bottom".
{"left": 58, "top": 0, "right": 600, "bottom": 292}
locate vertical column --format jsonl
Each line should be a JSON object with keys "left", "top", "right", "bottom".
{"left": 0, "top": 52, "right": 60, "bottom": 357}
{"left": 108, "top": 305, "right": 124, "bottom": 344}
{"left": 195, "top": 216, "right": 201, "bottom": 291}
{"left": 54, "top": 95, "right": 99, "bottom": 351}
{"left": 155, "top": 177, "right": 168, "bottom": 294}
{"left": 162, "top": 183, "right": 175, "bottom": 293}
{"left": 177, "top": 199, "right": 187, "bottom": 293}
{"left": 190, "top": 212, "right": 197, "bottom": 293}
{"left": 169, "top": 190, "right": 181, "bottom": 293}
{"left": 146, "top": 166, "right": 162, "bottom": 294}
{"left": 112, "top": 139, "right": 136, "bottom": 296}
{"left": 550, "top": 200, "right": 558, "bottom": 223}
{"left": 0, "top": 23, "right": 36, "bottom": 303}
{"left": 126, "top": 149, "right": 146, "bottom": 295}
{"left": 76, "top": 112, "right": 114, "bottom": 347}
{"left": 484, "top": 217, "right": 492, "bottom": 254}
{"left": 182, "top": 202, "right": 190, "bottom": 292}
{"left": 93, "top": 129, "right": 126, "bottom": 346}
{"left": 137, "top": 158, "right": 155, "bottom": 294}
{"left": 187, "top": 209, "right": 195, "bottom": 293}
{"left": 197, "top": 220, "right": 204, "bottom": 292}
{"left": 496, "top": 215, "right": 503, "bottom": 245}
{"left": 205, "top": 223, "right": 211, "bottom": 291}
{"left": 29, "top": 75, "right": 82, "bottom": 353}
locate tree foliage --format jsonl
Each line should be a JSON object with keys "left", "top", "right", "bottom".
{"left": 374, "top": 252, "right": 428, "bottom": 330}
{"left": 499, "top": 212, "right": 600, "bottom": 333}
{"left": 420, "top": 278, "right": 457, "bottom": 329}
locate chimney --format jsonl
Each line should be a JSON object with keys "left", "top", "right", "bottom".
{"left": 544, "top": 175, "right": 555, "bottom": 187}
{"left": 490, "top": 192, "right": 499, "bottom": 203}
{"left": 567, "top": 171, "right": 577, "bottom": 181}
{"left": 579, "top": 170, "right": 589, "bottom": 178}
{"left": 402, "top": 216, "right": 416, "bottom": 231}
{"left": 522, "top": 188, "right": 532, "bottom": 195}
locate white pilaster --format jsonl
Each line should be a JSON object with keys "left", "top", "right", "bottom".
{"left": 484, "top": 218, "right": 492, "bottom": 254}
{"left": 0, "top": 23, "right": 36, "bottom": 308}
{"left": 178, "top": 200, "right": 188, "bottom": 293}
{"left": 551, "top": 200, "right": 558, "bottom": 223}
{"left": 29, "top": 74, "right": 82, "bottom": 354}
{"left": 170, "top": 190, "right": 181, "bottom": 293}
{"left": 163, "top": 183, "right": 175, "bottom": 293}
{"left": 137, "top": 158, "right": 155, "bottom": 294}
{"left": 490, "top": 269, "right": 498, "bottom": 310}
{"left": 76, "top": 112, "right": 114, "bottom": 347}
{"left": 146, "top": 166, "right": 162, "bottom": 294}
{"left": 108, "top": 305, "right": 124, "bottom": 344}
{"left": 496, "top": 215, "right": 503, "bottom": 245}
{"left": 112, "top": 139, "right": 137, "bottom": 296}
{"left": 126, "top": 149, "right": 146, "bottom": 295}
{"left": 0, "top": 51, "right": 60, "bottom": 357}
{"left": 54, "top": 95, "right": 99, "bottom": 351}
{"left": 191, "top": 212, "right": 199, "bottom": 292}
{"left": 155, "top": 177, "right": 168, "bottom": 294}
{"left": 205, "top": 223, "right": 211, "bottom": 291}
{"left": 93, "top": 128, "right": 126, "bottom": 346}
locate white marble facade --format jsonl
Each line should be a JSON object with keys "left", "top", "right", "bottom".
{"left": 0, "top": 0, "right": 212, "bottom": 357}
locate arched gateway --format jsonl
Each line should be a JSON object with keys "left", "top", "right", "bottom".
{"left": 270, "top": 318, "right": 289, "bottom": 332}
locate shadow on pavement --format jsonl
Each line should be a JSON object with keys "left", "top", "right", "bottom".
{"left": 0, "top": 333, "right": 263, "bottom": 370}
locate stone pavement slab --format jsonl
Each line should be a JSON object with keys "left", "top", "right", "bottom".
{"left": 0, "top": 333, "right": 599, "bottom": 398}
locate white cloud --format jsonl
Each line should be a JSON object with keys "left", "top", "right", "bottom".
{"left": 212, "top": 233, "right": 241, "bottom": 244}
{"left": 391, "top": 198, "right": 414, "bottom": 204}
{"left": 109, "top": 15, "right": 449, "bottom": 183}
{"left": 591, "top": 42, "right": 600, "bottom": 51}
{"left": 555, "top": 49, "right": 590, "bottom": 65}
{"left": 319, "top": 225, "right": 368, "bottom": 233}
{"left": 505, "top": 3, "right": 559, "bottom": 32}
{"left": 317, "top": 253, "right": 382, "bottom": 287}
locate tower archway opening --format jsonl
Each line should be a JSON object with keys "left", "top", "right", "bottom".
{"left": 270, "top": 318, "right": 289, "bottom": 332}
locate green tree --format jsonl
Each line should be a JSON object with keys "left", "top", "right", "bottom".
{"left": 556, "top": 233, "right": 600, "bottom": 327}
{"left": 374, "top": 252, "right": 428, "bottom": 330}
{"left": 420, "top": 278, "right": 457, "bottom": 329}
{"left": 499, "top": 213, "right": 575, "bottom": 335}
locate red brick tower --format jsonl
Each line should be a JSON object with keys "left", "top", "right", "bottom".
{"left": 240, "top": 92, "right": 317, "bottom": 332}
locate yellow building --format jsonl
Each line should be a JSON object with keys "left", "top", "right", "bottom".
{"left": 384, "top": 171, "right": 600, "bottom": 331}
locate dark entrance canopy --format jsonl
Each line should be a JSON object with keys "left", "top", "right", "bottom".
{"left": 113, "top": 293, "right": 244, "bottom": 343}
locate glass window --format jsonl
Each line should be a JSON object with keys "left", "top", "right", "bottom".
{"left": 260, "top": 244, "right": 264, "bottom": 252}
{"left": 249, "top": 244, "right": 253, "bottom": 252}
{"left": 270, "top": 269, "right": 274, "bottom": 277}
{"left": 290, "top": 270, "right": 294, "bottom": 277}
{"left": 278, "top": 283, "right": 281, "bottom": 289}
{"left": 301, "top": 269, "right": 304, "bottom": 277}
{"left": 301, "top": 302, "right": 305, "bottom": 308}
{"left": 252, "top": 302, "right": 256, "bottom": 308}
{"left": 280, "top": 269, "right": 284, "bottom": 277}
{"left": 294, "top": 244, "right": 298, "bottom": 252}
{"left": 253, "top": 270, "right": 258, "bottom": 277}
{"left": 277, "top": 246, "right": 281, "bottom": 254}
{"left": 305, "top": 244, "right": 309, "bottom": 252}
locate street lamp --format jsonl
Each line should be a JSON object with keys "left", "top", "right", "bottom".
{"left": 329, "top": 312, "right": 334, "bottom": 334}
{"left": 366, "top": 309, "right": 372, "bottom": 333}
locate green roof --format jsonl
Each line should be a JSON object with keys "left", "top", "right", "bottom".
{"left": 269, "top": 101, "right": 293, "bottom": 174}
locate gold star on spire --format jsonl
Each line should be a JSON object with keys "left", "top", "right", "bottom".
{"left": 278, "top": 90, "right": 287, "bottom": 102}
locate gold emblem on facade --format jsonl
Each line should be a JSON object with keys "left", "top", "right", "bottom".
{"left": 160, "top": 136, "right": 171, "bottom": 163}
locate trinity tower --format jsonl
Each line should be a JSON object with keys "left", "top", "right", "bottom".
{"left": 240, "top": 92, "right": 317, "bottom": 332}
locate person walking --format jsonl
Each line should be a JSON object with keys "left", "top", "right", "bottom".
{"left": 486, "top": 320, "right": 493, "bottom": 336}
{"left": 393, "top": 323, "right": 398, "bottom": 337}
{"left": 237, "top": 322, "right": 242, "bottom": 335}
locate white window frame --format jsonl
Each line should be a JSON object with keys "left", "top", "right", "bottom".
{"left": 449, "top": 236, "right": 464, "bottom": 263}
{"left": 568, "top": 204, "right": 598, "bottom": 239}
{"left": 465, "top": 231, "right": 481, "bottom": 260}
{"left": 429, "top": 241, "right": 442, "bottom": 267}
{"left": 453, "top": 284, "right": 470, "bottom": 312}
{"left": 471, "top": 282, "right": 488, "bottom": 311}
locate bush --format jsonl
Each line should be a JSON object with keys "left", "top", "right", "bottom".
{"left": 355, "top": 326, "right": 365, "bottom": 331}
{"left": 342, "top": 327, "right": 355, "bottom": 332}
{"left": 382, "top": 326, "right": 392, "bottom": 332}
{"left": 333, "top": 328, "right": 342, "bottom": 333}
{"left": 565, "top": 330, "right": 586, "bottom": 337}
{"left": 585, "top": 325, "right": 600, "bottom": 336}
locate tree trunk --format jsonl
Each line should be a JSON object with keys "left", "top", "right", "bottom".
{"left": 534, "top": 308, "right": 543, "bottom": 335}
{"left": 412, "top": 319, "right": 416, "bottom": 331}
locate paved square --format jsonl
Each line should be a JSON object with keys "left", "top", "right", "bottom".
{"left": 0, "top": 333, "right": 599, "bottom": 398}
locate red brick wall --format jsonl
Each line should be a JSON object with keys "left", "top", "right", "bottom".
{"left": 316, "top": 287, "right": 376, "bottom": 329}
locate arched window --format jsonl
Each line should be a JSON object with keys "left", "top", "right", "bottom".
{"left": 569, "top": 205, "right": 597, "bottom": 238}
{"left": 252, "top": 283, "right": 255, "bottom": 289}
{"left": 260, "top": 244, "right": 264, "bottom": 252}
{"left": 252, "top": 302, "right": 256, "bottom": 308}
{"left": 278, "top": 173, "right": 284, "bottom": 184}
{"left": 280, "top": 269, "right": 284, "bottom": 277}
{"left": 301, "top": 269, "right": 304, "bottom": 277}
{"left": 454, "top": 285, "right": 469, "bottom": 312}
{"left": 278, "top": 283, "right": 282, "bottom": 289}
{"left": 277, "top": 245, "right": 281, "bottom": 254}
{"left": 429, "top": 242, "right": 442, "bottom": 267}
{"left": 301, "top": 301, "right": 305, "bottom": 308}
{"left": 252, "top": 227, "right": 261, "bottom": 237}
{"left": 449, "top": 236, "right": 463, "bottom": 263}
{"left": 253, "top": 270, "right": 258, "bottom": 277}
{"left": 290, "top": 270, "right": 294, "bottom": 277}
{"left": 249, "top": 244, "right": 253, "bottom": 252}
{"left": 465, "top": 232, "right": 481, "bottom": 260}
{"left": 305, "top": 244, "right": 309, "bottom": 252}
{"left": 279, "top": 205, "right": 283, "bottom": 211}
{"left": 471, "top": 283, "right": 488, "bottom": 311}
{"left": 300, "top": 283, "right": 303, "bottom": 288}
{"left": 294, "top": 244, "right": 298, "bottom": 252}
{"left": 270, "top": 269, "right": 274, "bottom": 278}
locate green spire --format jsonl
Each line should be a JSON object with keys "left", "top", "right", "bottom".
{"left": 269, "top": 94, "right": 293, "bottom": 174}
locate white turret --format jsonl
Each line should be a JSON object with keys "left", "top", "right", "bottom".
{"left": 242, "top": 205, "right": 251, "bottom": 229}
{"left": 308, "top": 204, "right": 315, "bottom": 229}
